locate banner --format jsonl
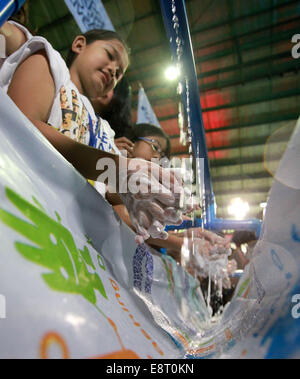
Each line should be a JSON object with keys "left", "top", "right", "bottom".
{"left": 0, "top": 89, "right": 299, "bottom": 358}
{"left": 137, "top": 86, "right": 161, "bottom": 128}
{"left": 64, "top": 0, "right": 115, "bottom": 33}
{"left": 0, "top": 90, "right": 208, "bottom": 359}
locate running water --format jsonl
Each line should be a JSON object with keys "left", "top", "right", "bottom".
{"left": 170, "top": 0, "right": 231, "bottom": 324}
{"left": 207, "top": 265, "right": 213, "bottom": 317}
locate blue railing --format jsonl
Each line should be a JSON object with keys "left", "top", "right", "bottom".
{"left": 0, "top": 0, "right": 26, "bottom": 27}
{"left": 160, "top": 0, "right": 262, "bottom": 238}
{"left": 166, "top": 217, "right": 262, "bottom": 239}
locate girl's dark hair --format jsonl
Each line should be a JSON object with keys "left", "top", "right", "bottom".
{"left": 11, "top": 1, "right": 29, "bottom": 25}
{"left": 66, "top": 29, "right": 130, "bottom": 68}
{"left": 231, "top": 230, "right": 257, "bottom": 247}
{"left": 101, "top": 77, "right": 133, "bottom": 139}
{"left": 131, "top": 123, "right": 171, "bottom": 158}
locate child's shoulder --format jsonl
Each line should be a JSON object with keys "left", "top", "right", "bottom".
{"left": 17, "top": 49, "right": 52, "bottom": 78}
{"left": 24, "top": 35, "right": 70, "bottom": 92}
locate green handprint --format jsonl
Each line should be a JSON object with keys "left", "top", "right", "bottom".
{"left": 0, "top": 187, "right": 107, "bottom": 305}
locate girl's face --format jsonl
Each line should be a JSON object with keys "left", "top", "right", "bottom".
{"left": 132, "top": 135, "right": 167, "bottom": 162}
{"left": 70, "top": 37, "right": 128, "bottom": 100}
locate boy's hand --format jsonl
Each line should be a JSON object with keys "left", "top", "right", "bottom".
{"left": 182, "top": 236, "right": 232, "bottom": 287}
{"left": 115, "top": 137, "right": 134, "bottom": 158}
{"left": 186, "top": 228, "right": 230, "bottom": 248}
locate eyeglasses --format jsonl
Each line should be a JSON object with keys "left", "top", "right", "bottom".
{"left": 138, "top": 137, "right": 165, "bottom": 157}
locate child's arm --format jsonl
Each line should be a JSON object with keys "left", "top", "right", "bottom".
{"left": 0, "top": 22, "right": 27, "bottom": 56}
{"left": 113, "top": 204, "right": 184, "bottom": 254}
{"left": 148, "top": 233, "right": 183, "bottom": 257}
{"left": 105, "top": 188, "right": 124, "bottom": 206}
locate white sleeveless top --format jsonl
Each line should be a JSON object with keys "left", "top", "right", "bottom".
{"left": 0, "top": 22, "right": 120, "bottom": 155}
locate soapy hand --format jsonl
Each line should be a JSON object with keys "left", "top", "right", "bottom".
{"left": 115, "top": 137, "right": 134, "bottom": 158}
{"left": 186, "top": 228, "right": 230, "bottom": 248}
{"left": 183, "top": 234, "right": 232, "bottom": 288}
{"left": 188, "top": 237, "right": 231, "bottom": 266}
{"left": 117, "top": 157, "right": 184, "bottom": 244}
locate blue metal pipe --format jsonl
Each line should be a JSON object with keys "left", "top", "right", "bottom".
{"left": 166, "top": 217, "right": 262, "bottom": 238}
{"left": 159, "top": 0, "right": 215, "bottom": 213}
{"left": 206, "top": 218, "right": 262, "bottom": 238}
{"left": 0, "top": 0, "right": 26, "bottom": 27}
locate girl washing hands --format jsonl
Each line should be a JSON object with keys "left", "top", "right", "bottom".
{"left": 0, "top": 21, "right": 184, "bottom": 243}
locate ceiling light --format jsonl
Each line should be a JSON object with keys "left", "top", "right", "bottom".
{"left": 165, "top": 66, "right": 180, "bottom": 81}
{"left": 228, "top": 198, "right": 250, "bottom": 220}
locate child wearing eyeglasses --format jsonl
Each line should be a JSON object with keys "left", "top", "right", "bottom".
{"left": 129, "top": 123, "right": 171, "bottom": 161}
{"left": 113, "top": 124, "right": 233, "bottom": 285}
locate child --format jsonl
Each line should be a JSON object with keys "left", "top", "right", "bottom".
{"left": 0, "top": 22, "right": 184, "bottom": 243}
{"left": 114, "top": 124, "right": 176, "bottom": 240}
{"left": 130, "top": 123, "right": 171, "bottom": 161}
{"left": 114, "top": 124, "right": 231, "bottom": 263}
{"left": 0, "top": 26, "right": 129, "bottom": 150}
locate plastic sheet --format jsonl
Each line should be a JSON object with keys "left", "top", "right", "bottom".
{"left": 0, "top": 91, "right": 208, "bottom": 358}
{"left": 0, "top": 90, "right": 299, "bottom": 358}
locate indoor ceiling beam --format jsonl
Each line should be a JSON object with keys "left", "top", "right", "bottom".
{"left": 189, "top": 0, "right": 298, "bottom": 37}
{"left": 211, "top": 171, "right": 272, "bottom": 182}
{"left": 127, "top": 11, "right": 300, "bottom": 75}
{"left": 205, "top": 134, "right": 287, "bottom": 151}
{"left": 210, "top": 153, "right": 283, "bottom": 168}
{"left": 172, "top": 133, "right": 291, "bottom": 155}
{"left": 54, "top": 1, "right": 299, "bottom": 64}
{"left": 158, "top": 88, "right": 300, "bottom": 123}
{"left": 128, "top": 0, "right": 298, "bottom": 57}
{"left": 129, "top": 24, "right": 299, "bottom": 85}
{"left": 168, "top": 113, "right": 299, "bottom": 138}
{"left": 132, "top": 58, "right": 299, "bottom": 104}
{"left": 171, "top": 153, "right": 284, "bottom": 169}
{"left": 200, "top": 113, "right": 299, "bottom": 134}
{"left": 190, "top": 10, "right": 300, "bottom": 56}
{"left": 214, "top": 187, "right": 270, "bottom": 196}
{"left": 193, "top": 21, "right": 300, "bottom": 64}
